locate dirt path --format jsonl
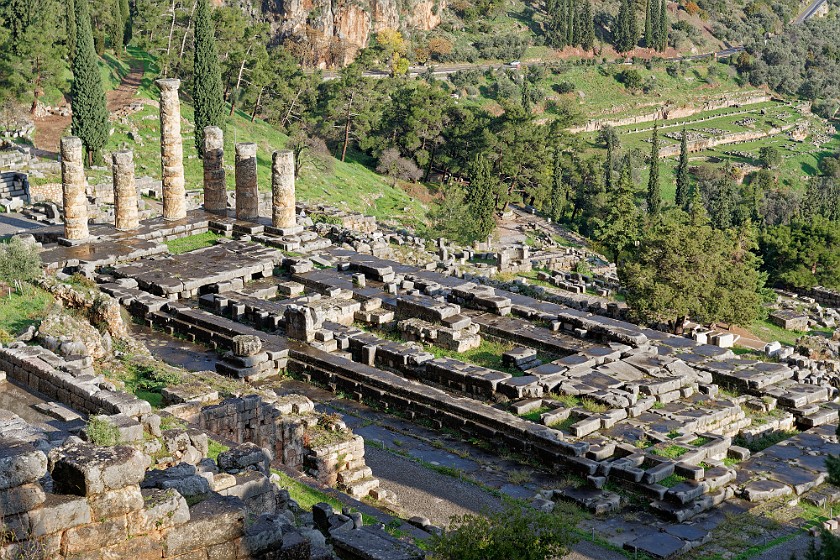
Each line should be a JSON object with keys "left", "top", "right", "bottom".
{"left": 32, "top": 59, "right": 144, "bottom": 159}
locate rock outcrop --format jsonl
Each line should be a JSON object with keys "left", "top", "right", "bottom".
{"left": 258, "top": 0, "right": 446, "bottom": 66}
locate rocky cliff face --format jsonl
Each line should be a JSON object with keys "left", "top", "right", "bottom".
{"left": 259, "top": 0, "right": 446, "bottom": 66}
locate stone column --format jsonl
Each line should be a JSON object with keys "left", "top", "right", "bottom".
{"left": 112, "top": 150, "right": 139, "bottom": 231}
{"left": 235, "top": 143, "right": 259, "bottom": 221}
{"left": 271, "top": 150, "right": 296, "bottom": 229}
{"left": 202, "top": 126, "right": 227, "bottom": 214}
{"left": 156, "top": 78, "right": 186, "bottom": 221}
{"left": 60, "top": 136, "right": 88, "bottom": 241}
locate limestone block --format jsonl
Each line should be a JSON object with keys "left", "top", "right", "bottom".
{"left": 0, "top": 439, "right": 47, "bottom": 490}
{"left": 87, "top": 485, "right": 144, "bottom": 519}
{"left": 62, "top": 515, "right": 127, "bottom": 555}
{"left": 232, "top": 334, "right": 262, "bottom": 357}
{"left": 0, "top": 483, "right": 46, "bottom": 517}
{"left": 129, "top": 488, "right": 190, "bottom": 533}
{"left": 243, "top": 513, "right": 288, "bottom": 555}
{"left": 217, "top": 443, "right": 270, "bottom": 474}
{"left": 49, "top": 442, "right": 147, "bottom": 496}
{"left": 29, "top": 494, "right": 92, "bottom": 537}
{"left": 163, "top": 496, "right": 245, "bottom": 557}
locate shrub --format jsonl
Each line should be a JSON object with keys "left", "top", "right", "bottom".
{"left": 617, "top": 69, "right": 643, "bottom": 91}
{"left": 86, "top": 417, "right": 121, "bottom": 446}
{"left": 552, "top": 81, "right": 576, "bottom": 94}
{"left": 430, "top": 501, "right": 580, "bottom": 560}
{"left": 0, "top": 237, "right": 41, "bottom": 287}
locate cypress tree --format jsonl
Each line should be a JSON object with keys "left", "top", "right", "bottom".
{"left": 465, "top": 155, "right": 498, "bottom": 241}
{"left": 604, "top": 141, "right": 614, "bottom": 191}
{"left": 644, "top": 0, "right": 655, "bottom": 49}
{"left": 615, "top": 0, "right": 637, "bottom": 54}
{"left": 119, "top": 0, "right": 131, "bottom": 48}
{"left": 70, "top": 0, "right": 109, "bottom": 166}
{"left": 193, "top": 0, "right": 225, "bottom": 155}
{"left": 580, "top": 1, "right": 595, "bottom": 51}
{"left": 566, "top": 0, "right": 576, "bottom": 47}
{"left": 646, "top": 123, "right": 661, "bottom": 215}
{"left": 112, "top": 0, "right": 123, "bottom": 57}
{"left": 66, "top": 0, "right": 77, "bottom": 63}
{"left": 658, "top": 0, "right": 668, "bottom": 51}
{"left": 675, "top": 127, "right": 689, "bottom": 209}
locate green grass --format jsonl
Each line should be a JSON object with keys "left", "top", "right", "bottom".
{"left": 426, "top": 338, "right": 525, "bottom": 376}
{"left": 747, "top": 319, "right": 834, "bottom": 347}
{"left": 270, "top": 468, "right": 378, "bottom": 525}
{"left": 519, "top": 406, "right": 552, "bottom": 422}
{"left": 549, "top": 416, "right": 578, "bottom": 432}
{"left": 659, "top": 473, "right": 687, "bottom": 488}
{"left": 207, "top": 439, "right": 229, "bottom": 462}
{"left": 651, "top": 445, "right": 688, "bottom": 459}
{"left": 165, "top": 232, "right": 222, "bottom": 255}
{"left": 733, "top": 430, "right": 798, "bottom": 453}
{"left": 102, "top": 357, "right": 185, "bottom": 409}
{"left": 690, "top": 436, "right": 712, "bottom": 447}
{"left": 0, "top": 287, "right": 53, "bottom": 340}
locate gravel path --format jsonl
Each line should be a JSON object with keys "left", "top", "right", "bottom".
{"left": 364, "top": 445, "right": 504, "bottom": 526}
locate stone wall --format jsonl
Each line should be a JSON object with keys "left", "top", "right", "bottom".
{"left": 0, "top": 435, "right": 320, "bottom": 560}
{"left": 0, "top": 344, "right": 151, "bottom": 417}
{"left": 28, "top": 182, "right": 62, "bottom": 204}
{"left": 658, "top": 124, "right": 795, "bottom": 157}
{"left": 198, "top": 395, "right": 380, "bottom": 498}
{"left": 794, "top": 286, "right": 840, "bottom": 308}
{"left": 569, "top": 93, "right": 772, "bottom": 133}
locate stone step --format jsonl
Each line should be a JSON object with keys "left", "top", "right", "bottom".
{"left": 338, "top": 466, "right": 373, "bottom": 485}
{"left": 651, "top": 487, "right": 732, "bottom": 522}
{"left": 345, "top": 477, "right": 380, "bottom": 499}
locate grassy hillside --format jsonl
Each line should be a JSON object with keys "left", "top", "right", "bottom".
{"left": 41, "top": 48, "right": 429, "bottom": 229}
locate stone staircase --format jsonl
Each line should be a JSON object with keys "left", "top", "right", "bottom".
{"left": 0, "top": 170, "right": 29, "bottom": 211}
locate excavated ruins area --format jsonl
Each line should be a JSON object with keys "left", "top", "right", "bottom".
{"left": 45, "top": 219, "right": 832, "bottom": 559}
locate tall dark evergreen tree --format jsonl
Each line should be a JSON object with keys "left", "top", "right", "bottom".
{"left": 595, "top": 153, "right": 640, "bottom": 264}
{"left": 66, "top": 0, "right": 77, "bottom": 63}
{"left": 119, "top": 0, "right": 131, "bottom": 47}
{"left": 615, "top": 0, "right": 637, "bottom": 54}
{"left": 112, "top": 0, "right": 123, "bottom": 57}
{"left": 465, "top": 155, "right": 499, "bottom": 241}
{"left": 604, "top": 140, "right": 615, "bottom": 191}
{"left": 70, "top": 0, "right": 109, "bottom": 166}
{"left": 644, "top": 0, "right": 655, "bottom": 49}
{"left": 675, "top": 127, "right": 689, "bottom": 208}
{"left": 566, "top": 0, "right": 576, "bottom": 46}
{"left": 647, "top": 123, "right": 661, "bottom": 215}
{"left": 579, "top": 1, "right": 595, "bottom": 51}
{"left": 657, "top": 0, "right": 668, "bottom": 51}
{"left": 193, "top": 0, "right": 225, "bottom": 155}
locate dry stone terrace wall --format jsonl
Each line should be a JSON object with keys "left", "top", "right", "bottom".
{"left": 0, "top": 344, "right": 152, "bottom": 417}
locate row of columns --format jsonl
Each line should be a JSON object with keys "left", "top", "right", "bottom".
{"left": 60, "top": 78, "right": 297, "bottom": 241}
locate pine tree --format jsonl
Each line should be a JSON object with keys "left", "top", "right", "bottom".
{"left": 579, "top": 1, "right": 595, "bottom": 51}
{"left": 465, "top": 155, "right": 499, "bottom": 241}
{"left": 112, "top": 0, "right": 123, "bottom": 57}
{"left": 193, "top": 0, "right": 225, "bottom": 155}
{"left": 595, "top": 153, "right": 639, "bottom": 264}
{"left": 644, "top": 0, "right": 655, "bottom": 49}
{"left": 615, "top": 0, "right": 637, "bottom": 54}
{"left": 675, "top": 127, "right": 690, "bottom": 209}
{"left": 658, "top": 0, "right": 668, "bottom": 51}
{"left": 647, "top": 123, "right": 661, "bottom": 215}
{"left": 70, "top": 0, "right": 109, "bottom": 166}
{"left": 66, "top": 0, "right": 77, "bottom": 63}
